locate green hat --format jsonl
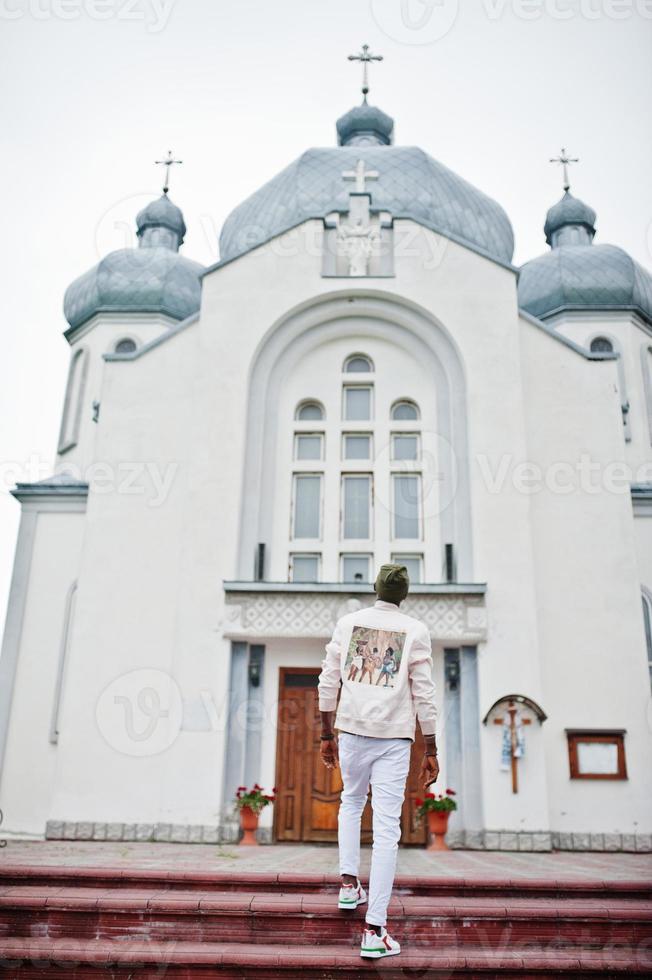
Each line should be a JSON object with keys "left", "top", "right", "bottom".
{"left": 374, "top": 563, "right": 410, "bottom": 604}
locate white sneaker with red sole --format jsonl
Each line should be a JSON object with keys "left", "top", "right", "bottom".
{"left": 360, "top": 925, "right": 401, "bottom": 958}
{"left": 337, "top": 878, "right": 367, "bottom": 910}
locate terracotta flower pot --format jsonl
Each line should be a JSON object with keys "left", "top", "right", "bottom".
{"left": 426, "top": 808, "right": 450, "bottom": 851}
{"left": 239, "top": 805, "right": 259, "bottom": 846}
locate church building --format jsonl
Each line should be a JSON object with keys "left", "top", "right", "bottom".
{"left": 1, "top": 75, "right": 651, "bottom": 851}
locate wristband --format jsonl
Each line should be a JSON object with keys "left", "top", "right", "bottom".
{"left": 320, "top": 733, "right": 335, "bottom": 741}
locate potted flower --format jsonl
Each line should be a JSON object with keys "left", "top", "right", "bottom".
{"left": 415, "top": 788, "right": 457, "bottom": 851}
{"left": 234, "top": 784, "right": 277, "bottom": 845}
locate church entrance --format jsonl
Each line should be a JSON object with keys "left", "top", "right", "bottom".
{"left": 273, "top": 667, "right": 426, "bottom": 844}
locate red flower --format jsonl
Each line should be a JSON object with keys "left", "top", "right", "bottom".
{"left": 446, "top": 788, "right": 456, "bottom": 795}
{"left": 425, "top": 792, "right": 434, "bottom": 799}
{"left": 272, "top": 787, "right": 278, "bottom": 793}
{"left": 237, "top": 786, "right": 247, "bottom": 791}
{"left": 415, "top": 798, "right": 424, "bottom": 807}
{"left": 253, "top": 783, "right": 261, "bottom": 790}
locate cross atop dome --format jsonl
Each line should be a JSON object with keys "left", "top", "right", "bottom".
{"left": 550, "top": 147, "right": 579, "bottom": 192}
{"left": 348, "top": 43, "right": 383, "bottom": 103}
{"left": 155, "top": 150, "right": 183, "bottom": 195}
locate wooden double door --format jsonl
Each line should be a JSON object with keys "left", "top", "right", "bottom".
{"left": 273, "top": 667, "right": 426, "bottom": 845}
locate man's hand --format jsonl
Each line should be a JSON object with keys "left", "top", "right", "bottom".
{"left": 320, "top": 736, "right": 339, "bottom": 770}
{"left": 419, "top": 752, "right": 439, "bottom": 788}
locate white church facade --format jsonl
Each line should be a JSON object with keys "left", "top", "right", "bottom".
{"left": 1, "top": 93, "right": 651, "bottom": 851}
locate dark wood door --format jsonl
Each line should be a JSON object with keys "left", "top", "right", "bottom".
{"left": 273, "top": 667, "right": 426, "bottom": 845}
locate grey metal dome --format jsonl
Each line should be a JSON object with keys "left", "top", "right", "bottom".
{"left": 519, "top": 244, "right": 652, "bottom": 324}
{"left": 336, "top": 102, "right": 394, "bottom": 146}
{"left": 544, "top": 191, "right": 596, "bottom": 246}
{"left": 219, "top": 143, "right": 515, "bottom": 266}
{"left": 64, "top": 193, "right": 203, "bottom": 331}
{"left": 136, "top": 193, "right": 187, "bottom": 242}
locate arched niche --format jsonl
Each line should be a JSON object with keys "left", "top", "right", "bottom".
{"left": 237, "top": 291, "right": 473, "bottom": 581}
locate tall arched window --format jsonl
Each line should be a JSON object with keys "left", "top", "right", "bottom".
{"left": 391, "top": 399, "right": 420, "bottom": 421}
{"left": 344, "top": 353, "right": 373, "bottom": 373}
{"left": 295, "top": 401, "right": 325, "bottom": 421}
{"left": 58, "top": 347, "right": 89, "bottom": 453}
{"left": 590, "top": 336, "right": 613, "bottom": 353}
{"left": 643, "top": 591, "right": 652, "bottom": 690}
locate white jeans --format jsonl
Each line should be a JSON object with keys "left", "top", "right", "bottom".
{"left": 337, "top": 731, "right": 412, "bottom": 927}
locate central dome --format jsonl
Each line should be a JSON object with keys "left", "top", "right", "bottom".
{"left": 219, "top": 105, "right": 514, "bottom": 267}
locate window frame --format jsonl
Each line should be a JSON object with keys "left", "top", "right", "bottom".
{"left": 342, "top": 384, "right": 373, "bottom": 422}
{"left": 294, "top": 432, "right": 324, "bottom": 461}
{"left": 566, "top": 730, "right": 627, "bottom": 780}
{"left": 391, "top": 432, "right": 420, "bottom": 462}
{"left": 295, "top": 400, "right": 325, "bottom": 422}
{"left": 391, "top": 553, "right": 423, "bottom": 583}
{"left": 342, "top": 432, "right": 373, "bottom": 461}
{"left": 343, "top": 353, "right": 374, "bottom": 374}
{"left": 391, "top": 399, "right": 420, "bottom": 422}
{"left": 391, "top": 472, "right": 422, "bottom": 540}
{"left": 291, "top": 473, "right": 323, "bottom": 540}
{"left": 340, "top": 553, "right": 373, "bottom": 584}
{"left": 289, "top": 552, "right": 321, "bottom": 583}
{"left": 341, "top": 473, "right": 373, "bottom": 540}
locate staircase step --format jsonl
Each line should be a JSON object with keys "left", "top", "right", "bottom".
{"left": 0, "top": 936, "right": 650, "bottom": 979}
{"left": 1, "top": 864, "right": 649, "bottom": 899}
{"left": 1, "top": 885, "right": 650, "bottom": 947}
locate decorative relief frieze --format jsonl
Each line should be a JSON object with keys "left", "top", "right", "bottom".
{"left": 221, "top": 591, "right": 487, "bottom": 642}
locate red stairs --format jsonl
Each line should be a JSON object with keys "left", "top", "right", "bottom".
{"left": 0, "top": 863, "right": 650, "bottom": 978}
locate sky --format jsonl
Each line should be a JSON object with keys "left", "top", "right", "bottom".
{"left": 1, "top": 0, "right": 651, "bottom": 623}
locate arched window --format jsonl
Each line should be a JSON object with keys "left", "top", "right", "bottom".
{"left": 58, "top": 347, "right": 89, "bottom": 453}
{"left": 115, "top": 337, "right": 137, "bottom": 353}
{"left": 391, "top": 399, "right": 419, "bottom": 421}
{"left": 590, "top": 336, "right": 613, "bottom": 353}
{"left": 344, "top": 354, "right": 373, "bottom": 373}
{"left": 643, "top": 591, "right": 652, "bottom": 690}
{"left": 295, "top": 401, "right": 325, "bottom": 421}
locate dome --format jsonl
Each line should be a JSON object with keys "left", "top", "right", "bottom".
{"left": 136, "top": 193, "right": 187, "bottom": 242}
{"left": 336, "top": 102, "right": 394, "bottom": 146}
{"left": 219, "top": 144, "right": 515, "bottom": 266}
{"left": 544, "top": 191, "right": 596, "bottom": 246}
{"left": 64, "top": 193, "right": 203, "bottom": 331}
{"left": 518, "top": 244, "right": 652, "bottom": 324}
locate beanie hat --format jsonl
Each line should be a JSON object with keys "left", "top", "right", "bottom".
{"left": 374, "top": 563, "right": 410, "bottom": 604}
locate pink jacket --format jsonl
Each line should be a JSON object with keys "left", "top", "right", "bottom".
{"left": 317, "top": 599, "right": 438, "bottom": 742}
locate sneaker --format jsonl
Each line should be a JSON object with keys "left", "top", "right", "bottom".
{"left": 360, "top": 925, "right": 401, "bottom": 958}
{"left": 337, "top": 878, "right": 367, "bottom": 910}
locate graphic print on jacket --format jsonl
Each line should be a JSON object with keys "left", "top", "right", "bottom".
{"left": 344, "top": 627, "right": 407, "bottom": 688}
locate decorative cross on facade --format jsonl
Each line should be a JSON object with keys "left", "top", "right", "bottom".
{"left": 342, "top": 159, "right": 379, "bottom": 194}
{"left": 155, "top": 150, "right": 183, "bottom": 195}
{"left": 550, "top": 147, "right": 579, "bottom": 192}
{"left": 348, "top": 43, "right": 383, "bottom": 102}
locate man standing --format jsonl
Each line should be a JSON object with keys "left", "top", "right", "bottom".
{"left": 317, "top": 564, "right": 439, "bottom": 959}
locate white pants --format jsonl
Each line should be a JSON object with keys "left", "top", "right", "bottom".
{"left": 337, "top": 731, "right": 412, "bottom": 927}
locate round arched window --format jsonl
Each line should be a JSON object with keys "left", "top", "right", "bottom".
{"left": 115, "top": 338, "right": 137, "bottom": 354}
{"left": 590, "top": 336, "right": 613, "bottom": 353}
{"left": 344, "top": 354, "right": 373, "bottom": 373}
{"left": 391, "top": 400, "right": 419, "bottom": 421}
{"left": 296, "top": 401, "right": 325, "bottom": 421}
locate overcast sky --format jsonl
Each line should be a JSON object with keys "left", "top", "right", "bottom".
{"left": 1, "top": 0, "right": 651, "bottom": 622}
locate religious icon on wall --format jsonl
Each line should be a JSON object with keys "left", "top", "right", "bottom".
{"left": 344, "top": 626, "right": 407, "bottom": 688}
